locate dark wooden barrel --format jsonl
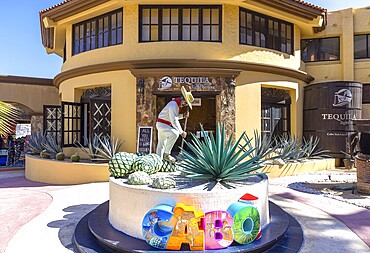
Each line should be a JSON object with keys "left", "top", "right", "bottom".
{"left": 303, "top": 81, "right": 362, "bottom": 157}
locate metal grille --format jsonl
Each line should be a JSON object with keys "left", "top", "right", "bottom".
{"left": 90, "top": 99, "right": 111, "bottom": 140}
{"left": 43, "top": 105, "right": 62, "bottom": 145}
{"left": 61, "top": 102, "right": 84, "bottom": 147}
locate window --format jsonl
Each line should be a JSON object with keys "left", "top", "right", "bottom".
{"left": 73, "top": 8, "right": 123, "bottom": 55}
{"left": 354, "top": 34, "right": 370, "bottom": 59}
{"left": 239, "top": 8, "right": 293, "bottom": 54}
{"left": 61, "top": 102, "right": 84, "bottom": 147}
{"left": 139, "top": 5, "right": 222, "bottom": 42}
{"left": 301, "top": 37, "right": 340, "bottom": 62}
{"left": 261, "top": 105, "right": 290, "bottom": 139}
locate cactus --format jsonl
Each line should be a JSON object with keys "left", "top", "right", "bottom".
{"left": 71, "top": 153, "right": 80, "bottom": 162}
{"left": 56, "top": 152, "right": 65, "bottom": 161}
{"left": 152, "top": 176, "right": 176, "bottom": 189}
{"left": 127, "top": 171, "right": 153, "bottom": 185}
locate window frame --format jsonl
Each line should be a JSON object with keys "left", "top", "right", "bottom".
{"left": 72, "top": 8, "right": 123, "bottom": 55}
{"left": 61, "top": 102, "right": 85, "bottom": 147}
{"left": 239, "top": 7, "right": 294, "bottom": 55}
{"left": 138, "top": 5, "right": 222, "bottom": 43}
{"left": 354, "top": 34, "right": 370, "bottom": 60}
{"left": 301, "top": 37, "right": 340, "bottom": 62}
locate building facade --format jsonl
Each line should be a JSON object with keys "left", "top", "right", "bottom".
{"left": 39, "top": 0, "right": 369, "bottom": 156}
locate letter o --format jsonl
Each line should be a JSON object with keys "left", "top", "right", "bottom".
{"left": 227, "top": 202, "right": 260, "bottom": 244}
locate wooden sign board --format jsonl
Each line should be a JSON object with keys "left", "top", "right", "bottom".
{"left": 137, "top": 126, "right": 153, "bottom": 154}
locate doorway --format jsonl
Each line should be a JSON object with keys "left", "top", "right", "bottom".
{"left": 156, "top": 96, "right": 216, "bottom": 155}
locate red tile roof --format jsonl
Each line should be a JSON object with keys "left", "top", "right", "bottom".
{"left": 292, "top": 0, "right": 327, "bottom": 12}
{"left": 40, "top": 0, "right": 327, "bottom": 14}
{"left": 39, "top": 0, "right": 73, "bottom": 14}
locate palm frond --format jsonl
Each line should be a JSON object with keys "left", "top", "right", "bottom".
{"left": 0, "top": 101, "right": 20, "bottom": 137}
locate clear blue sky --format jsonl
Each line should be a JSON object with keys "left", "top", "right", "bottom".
{"left": 0, "top": 0, "right": 369, "bottom": 79}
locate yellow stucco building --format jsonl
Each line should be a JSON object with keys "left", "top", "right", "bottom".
{"left": 38, "top": 0, "right": 369, "bottom": 157}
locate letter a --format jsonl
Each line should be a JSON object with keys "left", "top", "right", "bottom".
{"left": 166, "top": 203, "right": 205, "bottom": 250}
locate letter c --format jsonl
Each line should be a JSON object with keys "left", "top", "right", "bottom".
{"left": 142, "top": 205, "right": 174, "bottom": 249}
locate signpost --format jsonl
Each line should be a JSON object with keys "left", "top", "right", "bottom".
{"left": 137, "top": 126, "right": 153, "bottom": 154}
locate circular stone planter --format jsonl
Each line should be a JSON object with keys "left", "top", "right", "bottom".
{"left": 109, "top": 174, "right": 270, "bottom": 240}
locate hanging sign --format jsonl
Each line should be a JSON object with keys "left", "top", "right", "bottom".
{"left": 137, "top": 126, "right": 153, "bottom": 154}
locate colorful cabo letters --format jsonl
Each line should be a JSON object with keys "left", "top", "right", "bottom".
{"left": 141, "top": 194, "right": 261, "bottom": 250}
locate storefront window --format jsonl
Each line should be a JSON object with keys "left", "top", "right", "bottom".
{"left": 354, "top": 34, "right": 370, "bottom": 59}
{"left": 239, "top": 8, "right": 293, "bottom": 54}
{"left": 139, "top": 6, "right": 222, "bottom": 42}
{"left": 72, "top": 8, "right": 123, "bottom": 55}
{"left": 301, "top": 37, "right": 340, "bottom": 62}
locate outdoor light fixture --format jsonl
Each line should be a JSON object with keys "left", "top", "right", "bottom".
{"left": 137, "top": 78, "right": 145, "bottom": 96}
{"left": 227, "top": 76, "right": 236, "bottom": 96}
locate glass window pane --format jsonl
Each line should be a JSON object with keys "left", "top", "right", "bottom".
{"left": 183, "top": 25, "right": 190, "bottom": 40}
{"left": 191, "top": 9, "right": 199, "bottom": 24}
{"left": 247, "top": 13, "right": 252, "bottom": 29}
{"left": 320, "top": 38, "right": 339, "bottom": 61}
{"left": 247, "top": 29, "right": 252, "bottom": 44}
{"left": 191, "top": 25, "right": 199, "bottom": 40}
{"left": 111, "top": 14, "right": 117, "bottom": 29}
{"left": 171, "top": 26, "right": 178, "bottom": 40}
{"left": 354, "top": 35, "right": 367, "bottom": 59}
{"left": 183, "top": 9, "right": 190, "bottom": 24}
{"left": 171, "top": 9, "right": 178, "bottom": 24}
{"left": 263, "top": 119, "right": 271, "bottom": 131}
{"left": 240, "top": 28, "right": 246, "bottom": 44}
{"left": 117, "top": 27, "right": 122, "bottom": 44}
{"left": 142, "top": 9, "right": 150, "bottom": 24}
{"left": 163, "top": 9, "right": 170, "bottom": 24}
{"left": 142, "top": 25, "right": 150, "bottom": 41}
{"left": 162, "top": 25, "right": 170, "bottom": 40}
{"left": 212, "top": 9, "right": 219, "bottom": 24}
{"left": 203, "top": 9, "right": 210, "bottom": 24}
{"left": 151, "top": 9, "right": 158, "bottom": 24}
{"left": 203, "top": 25, "right": 210, "bottom": 40}
{"left": 117, "top": 11, "right": 122, "bottom": 27}
{"left": 211, "top": 25, "right": 219, "bottom": 41}
{"left": 151, "top": 25, "right": 158, "bottom": 41}
{"left": 241, "top": 12, "right": 246, "bottom": 27}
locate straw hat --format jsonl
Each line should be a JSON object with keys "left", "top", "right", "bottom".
{"left": 181, "top": 86, "right": 194, "bottom": 110}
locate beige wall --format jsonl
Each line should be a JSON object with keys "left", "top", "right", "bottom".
{"left": 60, "top": 4, "right": 303, "bottom": 73}
{"left": 0, "top": 82, "right": 59, "bottom": 113}
{"left": 235, "top": 71, "right": 304, "bottom": 139}
{"left": 59, "top": 70, "right": 137, "bottom": 152}
{"left": 303, "top": 8, "right": 370, "bottom": 84}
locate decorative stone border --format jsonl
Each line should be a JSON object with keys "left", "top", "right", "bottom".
{"left": 25, "top": 155, "right": 109, "bottom": 184}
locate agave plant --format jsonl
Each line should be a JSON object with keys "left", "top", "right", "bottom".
{"left": 42, "top": 134, "right": 62, "bottom": 158}
{"left": 274, "top": 134, "right": 302, "bottom": 162}
{"left": 27, "top": 131, "right": 45, "bottom": 154}
{"left": 94, "top": 136, "right": 123, "bottom": 161}
{"left": 241, "top": 130, "right": 279, "bottom": 162}
{"left": 0, "top": 101, "right": 19, "bottom": 137}
{"left": 74, "top": 135, "right": 103, "bottom": 161}
{"left": 177, "top": 123, "right": 265, "bottom": 182}
{"left": 300, "top": 135, "right": 329, "bottom": 159}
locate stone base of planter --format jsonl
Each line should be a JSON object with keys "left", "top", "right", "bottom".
{"left": 355, "top": 155, "right": 370, "bottom": 194}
